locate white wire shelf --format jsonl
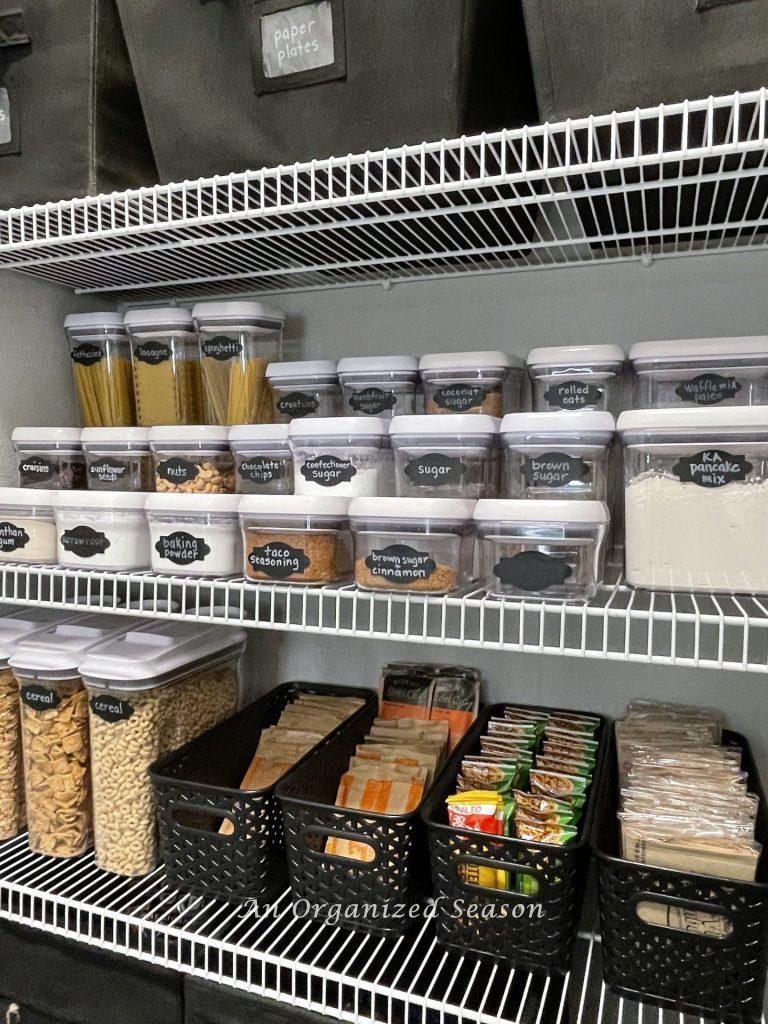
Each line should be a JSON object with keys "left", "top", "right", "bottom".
{"left": 1, "top": 91, "right": 768, "bottom": 301}
{"left": 0, "top": 562, "right": 767, "bottom": 672}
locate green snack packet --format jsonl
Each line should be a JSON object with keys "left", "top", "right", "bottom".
{"left": 512, "top": 789, "right": 582, "bottom": 825}
{"left": 459, "top": 758, "right": 523, "bottom": 794}
{"left": 530, "top": 769, "right": 590, "bottom": 799}
{"left": 514, "top": 814, "right": 578, "bottom": 845}
{"left": 542, "top": 739, "right": 597, "bottom": 765}
{"left": 536, "top": 753, "right": 594, "bottom": 777}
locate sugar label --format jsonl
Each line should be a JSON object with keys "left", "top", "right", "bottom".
{"left": 522, "top": 452, "right": 590, "bottom": 488}
{"left": 301, "top": 454, "right": 356, "bottom": 487}
{"left": 494, "top": 551, "right": 573, "bottom": 591}
{"left": 543, "top": 380, "right": 603, "bottom": 410}
{"left": 365, "top": 545, "right": 436, "bottom": 583}
{"left": 61, "top": 525, "right": 111, "bottom": 558}
{"left": 672, "top": 449, "right": 753, "bottom": 488}
{"left": 248, "top": 540, "right": 310, "bottom": 579}
{"left": 349, "top": 387, "right": 397, "bottom": 415}
{"left": 675, "top": 373, "right": 741, "bottom": 406}
{"left": 0, "top": 521, "right": 30, "bottom": 552}
{"left": 404, "top": 453, "right": 466, "bottom": 487}
{"left": 155, "top": 531, "right": 211, "bottom": 566}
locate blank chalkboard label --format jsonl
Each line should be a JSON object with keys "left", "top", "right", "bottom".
{"left": 261, "top": 1, "right": 335, "bottom": 78}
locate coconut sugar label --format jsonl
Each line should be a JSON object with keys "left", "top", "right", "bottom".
{"left": 672, "top": 449, "right": 753, "bottom": 488}
{"left": 432, "top": 384, "right": 487, "bottom": 413}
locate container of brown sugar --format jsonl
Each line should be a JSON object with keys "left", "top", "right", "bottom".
{"left": 239, "top": 494, "right": 352, "bottom": 586}
{"left": 420, "top": 351, "right": 522, "bottom": 417}
{"left": 149, "top": 425, "right": 235, "bottom": 494}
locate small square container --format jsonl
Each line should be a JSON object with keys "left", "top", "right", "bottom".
{"left": 239, "top": 494, "right": 352, "bottom": 585}
{"left": 81, "top": 427, "right": 153, "bottom": 492}
{"left": 474, "top": 499, "right": 610, "bottom": 602}
{"left": 527, "top": 344, "right": 625, "bottom": 412}
{"left": 149, "top": 425, "right": 235, "bottom": 494}
{"left": 389, "top": 414, "right": 499, "bottom": 498}
{"left": 146, "top": 493, "right": 242, "bottom": 578}
{"left": 0, "top": 488, "right": 57, "bottom": 564}
{"left": 629, "top": 336, "right": 768, "bottom": 409}
{"left": 124, "top": 307, "right": 203, "bottom": 427}
{"left": 192, "top": 301, "right": 285, "bottom": 425}
{"left": 420, "top": 351, "right": 522, "bottom": 417}
{"left": 265, "top": 359, "right": 341, "bottom": 421}
{"left": 289, "top": 417, "right": 391, "bottom": 497}
{"left": 229, "top": 424, "right": 293, "bottom": 495}
{"left": 337, "top": 355, "right": 419, "bottom": 418}
{"left": 63, "top": 312, "right": 136, "bottom": 427}
{"left": 54, "top": 492, "right": 151, "bottom": 572}
{"left": 619, "top": 407, "right": 768, "bottom": 593}
{"left": 349, "top": 497, "right": 475, "bottom": 594}
{"left": 12, "top": 427, "right": 86, "bottom": 490}
{"left": 501, "top": 411, "right": 615, "bottom": 501}
{"left": 79, "top": 621, "right": 245, "bottom": 875}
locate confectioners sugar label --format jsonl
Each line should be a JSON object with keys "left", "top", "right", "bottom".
{"left": 21, "top": 685, "right": 61, "bottom": 712}
{"left": 90, "top": 694, "right": 135, "bottom": 724}
{"left": 155, "top": 531, "right": 211, "bottom": 566}
{"left": 0, "top": 521, "right": 30, "bottom": 552}
{"left": 404, "top": 453, "right": 466, "bottom": 487}
{"left": 432, "top": 384, "right": 487, "bottom": 413}
{"left": 674, "top": 373, "right": 741, "bottom": 405}
{"left": 60, "top": 525, "right": 111, "bottom": 558}
{"left": 494, "top": 551, "right": 573, "bottom": 591}
{"left": 18, "top": 456, "right": 54, "bottom": 485}
{"left": 134, "top": 340, "right": 172, "bottom": 365}
{"left": 543, "top": 380, "right": 603, "bottom": 410}
{"left": 301, "top": 454, "right": 357, "bottom": 487}
{"left": 157, "top": 457, "right": 198, "bottom": 484}
{"left": 365, "top": 545, "right": 436, "bottom": 583}
{"left": 88, "top": 458, "right": 128, "bottom": 485}
{"left": 349, "top": 387, "right": 397, "bottom": 415}
{"left": 522, "top": 452, "right": 590, "bottom": 488}
{"left": 248, "top": 540, "right": 310, "bottom": 579}
{"left": 672, "top": 448, "right": 753, "bottom": 488}
{"left": 201, "top": 336, "right": 243, "bottom": 361}
{"left": 239, "top": 456, "right": 286, "bottom": 485}
{"left": 276, "top": 391, "right": 320, "bottom": 418}
{"left": 70, "top": 342, "right": 104, "bottom": 366}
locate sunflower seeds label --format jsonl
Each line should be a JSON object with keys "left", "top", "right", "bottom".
{"left": 404, "top": 453, "right": 466, "bottom": 487}
{"left": 18, "top": 456, "right": 54, "bottom": 485}
{"left": 0, "top": 521, "right": 30, "bottom": 552}
{"left": 88, "top": 458, "right": 128, "bottom": 485}
{"left": 432, "top": 383, "right": 487, "bottom": 413}
{"left": 276, "top": 391, "right": 319, "bottom": 419}
{"left": 157, "top": 457, "right": 198, "bottom": 484}
{"left": 201, "top": 336, "right": 243, "bottom": 361}
{"left": 675, "top": 373, "right": 741, "bottom": 406}
{"left": 672, "top": 449, "right": 753, "bottom": 488}
{"left": 155, "top": 531, "right": 211, "bottom": 566}
{"left": 90, "top": 694, "right": 135, "bottom": 724}
{"left": 494, "top": 551, "right": 573, "bottom": 591}
{"left": 21, "top": 685, "right": 60, "bottom": 712}
{"left": 134, "top": 340, "right": 172, "bottom": 365}
{"left": 522, "top": 452, "right": 590, "bottom": 488}
{"left": 365, "top": 545, "right": 436, "bottom": 583}
{"left": 301, "top": 454, "right": 356, "bottom": 487}
{"left": 61, "top": 525, "right": 111, "bottom": 558}
{"left": 239, "top": 456, "right": 286, "bottom": 486}
{"left": 248, "top": 541, "right": 310, "bottom": 579}
{"left": 543, "top": 380, "right": 603, "bottom": 410}
{"left": 70, "top": 342, "right": 104, "bottom": 366}
{"left": 349, "top": 387, "right": 397, "bottom": 415}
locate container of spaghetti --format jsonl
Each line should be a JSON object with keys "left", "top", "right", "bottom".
{"left": 63, "top": 313, "right": 135, "bottom": 427}
{"left": 124, "top": 307, "right": 203, "bottom": 426}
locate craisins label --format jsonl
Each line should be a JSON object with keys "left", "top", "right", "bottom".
{"left": 18, "top": 456, "right": 54, "bottom": 484}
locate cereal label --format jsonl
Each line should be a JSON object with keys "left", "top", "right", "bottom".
{"left": 155, "top": 530, "right": 211, "bottom": 566}
{"left": 432, "top": 384, "right": 487, "bottom": 413}
{"left": 248, "top": 540, "right": 310, "bottom": 579}
{"left": 543, "top": 380, "right": 603, "bottom": 410}
{"left": 365, "top": 545, "right": 436, "bottom": 583}
{"left": 0, "top": 520, "right": 29, "bottom": 552}
{"left": 276, "top": 391, "right": 320, "bottom": 418}
{"left": 404, "top": 453, "right": 466, "bottom": 487}
{"left": 21, "top": 684, "right": 61, "bottom": 711}
{"left": 349, "top": 388, "right": 397, "bottom": 415}
{"left": 90, "top": 693, "right": 135, "bottom": 723}
{"left": 60, "top": 525, "right": 111, "bottom": 558}
{"left": 301, "top": 454, "right": 356, "bottom": 487}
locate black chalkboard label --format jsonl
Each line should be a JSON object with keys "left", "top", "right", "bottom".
{"left": 61, "top": 525, "right": 111, "bottom": 558}
{"left": 157, "top": 457, "right": 198, "bottom": 484}
{"left": 674, "top": 373, "right": 741, "bottom": 406}
{"left": 301, "top": 454, "right": 356, "bottom": 487}
{"left": 433, "top": 384, "right": 487, "bottom": 413}
{"left": 0, "top": 521, "right": 30, "bottom": 552}
{"left": 521, "top": 452, "right": 590, "bottom": 488}
{"left": 155, "top": 531, "right": 211, "bottom": 566}
{"left": 543, "top": 380, "right": 603, "bottom": 410}
{"left": 19, "top": 456, "right": 54, "bottom": 485}
{"left": 70, "top": 342, "right": 104, "bottom": 366}
{"left": 404, "top": 453, "right": 466, "bottom": 487}
{"left": 494, "top": 551, "right": 573, "bottom": 591}
{"left": 349, "top": 387, "right": 397, "bottom": 415}
{"left": 365, "top": 545, "right": 436, "bottom": 583}
{"left": 239, "top": 456, "right": 286, "bottom": 486}
{"left": 21, "top": 685, "right": 60, "bottom": 712}
{"left": 248, "top": 540, "right": 310, "bottom": 579}
{"left": 88, "top": 458, "right": 128, "bottom": 485}
{"left": 90, "top": 694, "right": 135, "bottom": 724}
{"left": 276, "top": 391, "right": 319, "bottom": 418}
{"left": 134, "top": 340, "right": 172, "bottom": 365}
{"left": 672, "top": 449, "right": 753, "bottom": 488}
{"left": 201, "top": 336, "right": 243, "bottom": 361}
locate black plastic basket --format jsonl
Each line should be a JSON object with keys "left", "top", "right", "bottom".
{"left": 422, "top": 703, "right": 607, "bottom": 975}
{"left": 595, "top": 726, "right": 768, "bottom": 1024}
{"left": 150, "top": 682, "right": 376, "bottom": 903}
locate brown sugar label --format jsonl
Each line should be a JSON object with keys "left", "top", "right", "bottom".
{"left": 0, "top": 521, "right": 30, "bottom": 552}
{"left": 543, "top": 380, "right": 603, "bottom": 410}
{"left": 522, "top": 452, "right": 590, "bottom": 488}
{"left": 21, "top": 685, "right": 60, "bottom": 712}
{"left": 432, "top": 384, "right": 487, "bottom": 413}
{"left": 134, "top": 340, "right": 172, "bottom": 365}
{"left": 201, "top": 336, "right": 242, "bottom": 361}
{"left": 672, "top": 449, "right": 752, "bottom": 488}
{"left": 239, "top": 456, "right": 286, "bottom": 486}
{"left": 349, "top": 388, "right": 397, "bottom": 415}
{"left": 365, "top": 544, "right": 436, "bottom": 583}
{"left": 88, "top": 458, "right": 128, "bottom": 485}
{"left": 157, "top": 457, "right": 198, "bottom": 485}
{"left": 18, "top": 455, "right": 54, "bottom": 484}
{"left": 494, "top": 551, "right": 573, "bottom": 591}
{"left": 155, "top": 531, "right": 211, "bottom": 566}
{"left": 301, "top": 454, "right": 356, "bottom": 487}
{"left": 404, "top": 453, "right": 466, "bottom": 487}
{"left": 675, "top": 373, "right": 741, "bottom": 405}
{"left": 61, "top": 525, "right": 111, "bottom": 558}
{"left": 90, "top": 694, "right": 135, "bottom": 724}
{"left": 276, "top": 391, "right": 319, "bottom": 418}
{"left": 70, "top": 342, "right": 104, "bottom": 366}
{"left": 248, "top": 540, "right": 310, "bottom": 579}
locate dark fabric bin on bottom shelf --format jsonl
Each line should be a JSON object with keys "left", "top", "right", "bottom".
{"left": 184, "top": 977, "right": 328, "bottom": 1024}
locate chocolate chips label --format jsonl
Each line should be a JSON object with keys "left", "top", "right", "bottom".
{"left": 365, "top": 544, "right": 437, "bottom": 583}
{"left": 70, "top": 342, "right": 104, "bottom": 366}
{"left": 201, "top": 336, "right": 243, "bottom": 361}
{"left": 674, "top": 373, "right": 741, "bottom": 405}
{"left": 543, "top": 380, "right": 603, "bottom": 410}
{"left": 404, "top": 453, "right": 466, "bottom": 487}
{"left": 522, "top": 452, "right": 590, "bottom": 488}
{"left": 432, "top": 384, "right": 487, "bottom": 413}
{"left": 248, "top": 541, "right": 310, "bottom": 579}
{"left": 61, "top": 525, "right": 111, "bottom": 558}
{"left": 0, "top": 521, "right": 30, "bottom": 552}
{"left": 349, "top": 387, "right": 397, "bottom": 415}
{"left": 494, "top": 551, "right": 573, "bottom": 591}
{"left": 134, "top": 340, "right": 172, "bottom": 365}
{"left": 90, "top": 694, "right": 135, "bottom": 724}
{"left": 21, "top": 685, "right": 60, "bottom": 712}
{"left": 157, "top": 457, "right": 198, "bottom": 484}
{"left": 19, "top": 456, "right": 54, "bottom": 484}
{"left": 88, "top": 458, "right": 128, "bottom": 485}
{"left": 239, "top": 456, "right": 286, "bottom": 486}
{"left": 276, "top": 391, "right": 319, "bottom": 419}
{"left": 155, "top": 531, "right": 211, "bottom": 566}
{"left": 672, "top": 449, "right": 753, "bottom": 488}
{"left": 301, "top": 454, "right": 357, "bottom": 487}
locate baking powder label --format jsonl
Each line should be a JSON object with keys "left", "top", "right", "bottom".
{"left": 0, "top": 521, "right": 30, "bottom": 552}
{"left": 155, "top": 531, "right": 211, "bottom": 566}
{"left": 672, "top": 449, "right": 753, "bottom": 488}
{"left": 494, "top": 551, "right": 573, "bottom": 591}
{"left": 522, "top": 452, "right": 590, "bottom": 488}
{"left": 301, "top": 454, "right": 356, "bottom": 487}
{"left": 674, "top": 373, "right": 741, "bottom": 406}
{"left": 404, "top": 453, "right": 466, "bottom": 487}
{"left": 543, "top": 380, "right": 603, "bottom": 410}
{"left": 365, "top": 545, "right": 436, "bottom": 583}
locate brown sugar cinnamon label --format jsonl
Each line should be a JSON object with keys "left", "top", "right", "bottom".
{"left": 301, "top": 454, "right": 356, "bottom": 487}
{"left": 21, "top": 685, "right": 60, "bottom": 712}
{"left": 134, "top": 340, "right": 172, "bottom": 365}
{"left": 202, "top": 336, "right": 243, "bottom": 361}
{"left": 522, "top": 452, "right": 590, "bottom": 488}
{"left": 90, "top": 694, "right": 135, "bottom": 724}
{"left": 672, "top": 449, "right": 752, "bottom": 488}
{"left": 675, "top": 373, "right": 741, "bottom": 405}
{"left": 349, "top": 388, "right": 397, "bottom": 415}
{"left": 432, "top": 384, "right": 487, "bottom": 413}
{"left": 0, "top": 521, "right": 29, "bottom": 552}
{"left": 18, "top": 456, "right": 54, "bottom": 484}
{"left": 404, "top": 453, "right": 466, "bottom": 487}
{"left": 61, "top": 525, "right": 111, "bottom": 558}
{"left": 276, "top": 391, "right": 319, "bottom": 418}
{"left": 70, "top": 342, "right": 104, "bottom": 366}
{"left": 543, "top": 380, "right": 603, "bottom": 410}
{"left": 248, "top": 540, "right": 310, "bottom": 579}
{"left": 157, "top": 457, "right": 198, "bottom": 485}
{"left": 494, "top": 551, "right": 573, "bottom": 591}
{"left": 365, "top": 545, "right": 437, "bottom": 583}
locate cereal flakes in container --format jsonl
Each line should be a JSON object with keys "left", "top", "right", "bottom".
{"left": 289, "top": 417, "right": 391, "bottom": 497}
{"left": 81, "top": 427, "right": 153, "bottom": 492}
{"left": 63, "top": 312, "right": 135, "bottom": 427}
{"left": 149, "top": 425, "right": 235, "bottom": 494}
{"left": 389, "top": 414, "right": 499, "bottom": 499}
{"left": 124, "top": 306, "right": 203, "bottom": 427}
{"left": 527, "top": 344, "right": 625, "bottom": 413}
{"left": 229, "top": 424, "right": 293, "bottom": 495}
{"left": 0, "top": 488, "right": 57, "bottom": 564}
{"left": 419, "top": 351, "right": 522, "bottom": 417}
{"left": 337, "top": 355, "right": 419, "bottom": 418}
{"left": 265, "top": 359, "right": 341, "bottom": 421}
{"left": 55, "top": 491, "right": 151, "bottom": 571}
{"left": 146, "top": 493, "right": 242, "bottom": 578}
{"left": 12, "top": 427, "right": 86, "bottom": 490}
{"left": 80, "top": 621, "right": 244, "bottom": 876}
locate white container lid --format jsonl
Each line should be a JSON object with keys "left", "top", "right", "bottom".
{"left": 0, "top": 487, "right": 56, "bottom": 508}
{"left": 419, "top": 351, "right": 521, "bottom": 372}
{"left": 389, "top": 414, "right": 499, "bottom": 436}
{"left": 265, "top": 360, "right": 337, "bottom": 380}
{"left": 63, "top": 312, "right": 125, "bottom": 331}
{"left": 145, "top": 493, "right": 241, "bottom": 514}
{"left": 288, "top": 416, "right": 389, "bottom": 439}
{"left": 474, "top": 499, "right": 610, "bottom": 525}
{"left": 55, "top": 491, "right": 148, "bottom": 511}
{"left": 349, "top": 497, "right": 476, "bottom": 520}
{"left": 79, "top": 619, "right": 246, "bottom": 690}
{"left": 239, "top": 494, "right": 351, "bottom": 516}
{"left": 0, "top": 608, "right": 80, "bottom": 668}
{"left": 228, "top": 424, "right": 290, "bottom": 442}
{"left": 123, "top": 307, "right": 193, "bottom": 328}
{"left": 9, "top": 613, "right": 141, "bottom": 680}
{"left": 80, "top": 427, "right": 151, "bottom": 446}
{"left": 192, "top": 300, "right": 284, "bottom": 326}
{"left": 618, "top": 406, "right": 768, "bottom": 438}
{"left": 148, "top": 425, "right": 229, "bottom": 444}
{"left": 629, "top": 336, "right": 768, "bottom": 365}
{"left": 526, "top": 344, "right": 625, "bottom": 367}
{"left": 337, "top": 356, "right": 419, "bottom": 374}
{"left": 500, "top": 411, "right": 615, "bottom": 436}
{"left": 12, "top": 427, "right": 82, "bottom": 445}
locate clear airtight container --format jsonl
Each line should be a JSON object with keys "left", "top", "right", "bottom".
{"left": 149, "top": 426, "right": 235, "bottom": 494}
{"left": 289, "top": 417, "right": 390, "bottom": 497}
{"left": 265, "top": 360, "right": 341, "bottom": 421}
{"left": 124, "top": 307, "right": 203, "bottom": 427}
{"left": 420, "top": 351, "right": 522, "bottom": 417}
{"left": 349, "top": 497, "right": 475, "bottom": 594}
{"left": 146, "top": 493, "right": 242, "bottom": 577}
{"left": 629, "top": 336, "right": 768, "bottom": 409}
{"left": 619, "top": 407, "right": 768, "bottom": 593}
{"left": 239, "top": 494, "right": 352, "bottom": 585}
{"left": 80, "top": 621, "right": 244, "bottom": 876}
{"left": 63, "top": 312, "right": 136, "bottom": 427}
{"left": 55, "top": 492, "right": 151, "bottom": 571}
{"left": 229, "top": 424, "right": 293, "bottom": 494}
{"left": 501, "top": 411, "right": 615, "bottom": 501}
{"left": 389, "top": 414, "right": 499, "bottom": 498}
{"left": 12, "top": 427, "right": 86, "bottom": 490}
{"left": 0, "top": 488, "right": 57, "bottom": 564}
{"left": 527, "top": 344, "right": 625, "bottom": 412}
{"left": 192, "top": 301, "right": 285, "bottom": 425}
{"left": 81, "top": 427, "right": 153, "bottom": 492}
{"left": 337, "top": 356, "right": 419, "bottom": 417}
{"left": 474, "top": 499, "right": 610, "bottom": 602}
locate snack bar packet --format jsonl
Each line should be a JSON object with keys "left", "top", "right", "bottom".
{"left": 378, "top": 665, "right": 432, "bottom": 721}
{"left": 514, "top": 815, "right": 578, "bottom": 845}
{"left": 429, "top": 668, "right": 480, "bottom": 750}
{"left": 530, "top": 769, "right": 591, "bottom": 799}
{"left": 446, "top": 790, "right": 507, "bottom": 888}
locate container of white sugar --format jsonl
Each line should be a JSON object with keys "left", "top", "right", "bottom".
{"left": 288, "top": 417, "right": 391, "bottom": 497}
{"left": 619, "top": 407, "right": 768, "bottom": 593}
{"left": 146, "top": 493, "right": 242, "bottom": 577}
{"left": 55, "top": 492, "right": 151, "bottom": 571}
{"left": 389, "top": 414, "right": 499, "bottom": 499}
{"left": 0, "top": 488, "right": 57, "bottom": 564}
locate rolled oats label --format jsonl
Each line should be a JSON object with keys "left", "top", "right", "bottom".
{"left": 239, "top": 456, "right": 286, "bottom": 486}
{"left": 672, "top": 449, "right": 752, "bottom": 488}
{"left": 248, "top": 540, "right": 310, "bottom": 579}
{"left": 433, "top": 384, "right": 487, "bottom": 413}
{"left": 90, "top": 694, "right": 135, "bottom": 724}
{"left": 494, "top": 551, "right": 573, "bottom": 591}
{"left": 19, "top": 456, "right": 54, "bottom": 485}
{"left": 543, "top": 380, "right": 603, "bottom": 410}
{"left": 88, "top": 458, "right": 128, "bottom": 485}
{"left": 21, "top": 685, "right": 60, "bottom": 712}
{"left": 349, "top": 387, "right": 397, "bottom": 415}
{"left": 70, "top": 342, "right": 104, "bottom": 366}
{"left": 0, "top": 521, "right": 30, "bottom": 552}
{"left": 301, "top": 454, "right": 356, "bottom": 487}
{"left": 522, "top": 452, "right": 590, "bottom": 488}
{"left": 365, "top": 545, "right": 436, "bottom": 583}
{"left": 134, "top": 340, "right": 172, "bottom": 365}
{"left": 276, "top": 391, "right": 319, "bottom": 419}
{"left": 61, "top": 525, "right": 111, "bottom": 558}
{"left": 155, "top": 531, "right": 211, "bottom": 566}
{"left": 201, "top": 336, "right": 242, "bottom": 361}
{"left": 404, "top": 453, "right": 466, "bottom": 487}
{"left": 675, "top": 373, "right": 741, "bottom": 405}
{"left": 157, "top": 457, "right": 198, "bottom": 485}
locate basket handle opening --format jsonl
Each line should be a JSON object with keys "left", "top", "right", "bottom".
{"left": 631, "top": 891, "right": 734, "bottom": 940}
{"left": 452, "top": 853, "right": 547, "bottom": 901}
{"left": 169, "top": 802, "right": 239, "bottom": 839}
{"left": 300, "top": 825, "right": 379, "bottom": 867}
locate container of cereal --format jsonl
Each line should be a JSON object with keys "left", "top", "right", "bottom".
{"left": 81, "top": 427, "right": 153, "bottom": 492}
{"left": 0, "top": 488, "right": 57, "bottom": 564}
{"left": 349, "top": 497, "right": 475, "bottom": 594}
{"left": 265, "top": 360, "right": 341, "bottom": 421}
{"left": 419, "top": 351, "right": 522, "bottom": 417}
{"left": 124, "top": 307, "right": 203, "bottom": 427}
{"left": 500, "top": 411, "right": 615, "bottom": 501}
{"left": 389, "top": 414, "right": 499, "bottom": 498}
{"left": 239, "top": 494, "right": 352, "bottom": 586}
{"left": 55, "top": 492, "right": 151, "bottom": 571}
{"left": 12, "top": 427, "right": 86, "bottom": 490}
{"left": 63, "top": 312, "right": 135, "bottom": 427}
{"left": 527, "top": 344, "right": 625, "bottom": 412}
{"left": 229, "top": 424, "right": 293, "bottom": 495}
{"left": 628, "top": 336, "right": 768, "bottom": 409}
{"left": 337, "top": 356, "right": 419, "bottom": 418}
{"left": 10, "top": 613, "right": 142, "bottom": 857}
{"left": 80, "top": 621, "right": 244, "bottom": 876}
{"left": 474, "top": 499, "right": 610, "bottom": 602}
{"left": 150, "top": 425, "right": 235, "bottom": 494}
{"left": 289, "top": 417, "right": 390, "bottom": 497}
{"left": 192, "top": 301, "right": 285, "bottom": 425}
{"left": 146, "top": 493, "right": 242, "bottom": 578}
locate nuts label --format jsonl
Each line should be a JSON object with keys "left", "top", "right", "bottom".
{"left": 301, "top": 454, "right": 357, "bottom": 487}
{"left": 349, "top": 387, "right": 397, "bottom": 415}
{"left": 201, "top": 336, "right": 243, "bottom": 361}
{"left": 88, "top": 458, "right": 128, "bottom": 485}
{"left": 365, "top": 544, "right": 436, "bottom": 583}
{"left": 21, "top": 685, "right": 60, "bottom": 712}
{"left": 70, "top": 342, "right": 104, "bottom": 366}
{"left": 522, "top": 452, "right": 590, "bottom": 488}
{"left": 134, "top": 340, "right": 172, "bottom": 365}
{"left": 0, "top": 521, "right": 29, "bottom": 552}
{"left": 404, "top": 453, "right": 466, "bottom": 487}
{"left": 543, "top": 380, "right": 603, "bottom": 410}
{"left": 155, "top": 531, "right": 211, "bottom": 566}
{"left": 90, "top": 694, "right": 135, "bottom": 724}
{"left": 248, "top": 540, "right": 310, "bottom": 579}
{"left": 276, "top": 391, "right": 319, "bottom": 418}
{"left": 672, "top": 449, "right": 753, "bottom": 488}
{"left": 18, "top": 456, "right": 54, "bottom": 484}
{"left": 157, "top": 457, "right": 198, "bottom": 484}
{"left": 61, "top": 525, "right": 111, "bottom": 558}
{"left": 674, "top": 373, "right": 741, "bottom": 405}
{"left": 432, "top": 384, "right": 487, "bottom": 413}
{"left": 239, "top": 456, "right": 286, "bottom": 486}
{"left": 494, "top": 551, "right": 573, "bottom": 591}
